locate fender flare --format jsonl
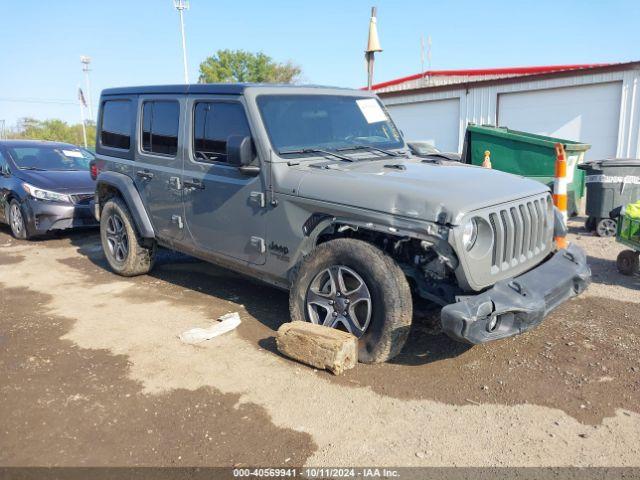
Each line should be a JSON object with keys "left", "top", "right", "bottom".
{"left": 95, "top": 171, "right": 155, "bottom": 239}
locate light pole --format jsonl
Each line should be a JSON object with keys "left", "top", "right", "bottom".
{"left": 365, "top": 7, "right": 382, "bottom": 90}
{"left": 80, "top": 56, "right": 94, "bottom": 121}
{"left": 173, "top": 0, "right": 190, "bottom": 84}
{"left": 77, "top": 86, "right": 88, "bottom": 148}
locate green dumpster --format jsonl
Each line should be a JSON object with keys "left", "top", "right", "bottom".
{"left": 461, "top": 125, "right": 591, "bottom": 215}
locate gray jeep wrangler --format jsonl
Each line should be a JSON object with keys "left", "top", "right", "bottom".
{"left": 92, "top": 84, "right": 590, "bottom": 363}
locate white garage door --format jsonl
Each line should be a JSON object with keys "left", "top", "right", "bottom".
{"left": 498, "top": 82, "right": 622, "bottom": 160}
{"left": 387, "top": 98, "right": 460, "bottom": 152}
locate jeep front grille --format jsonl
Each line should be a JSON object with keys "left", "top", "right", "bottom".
{"left": 488, "top": 194, "right": 553, "bottom": 273}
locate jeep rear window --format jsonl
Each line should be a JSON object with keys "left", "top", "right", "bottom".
{"left": 141, "top": 100, "right": 180, "bottom": 156}
{"left": 256, "top": 95, "right": 403, "bottom": 155}
{"left": 101, "top": 100, "right": 132, "bottom": 150}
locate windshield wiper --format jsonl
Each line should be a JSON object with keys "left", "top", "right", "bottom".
{"left": 279, "top": 148, "right": 353, "bottom": 162}
{"left": 19, "top": 166, "right": 47, "bottom": 171}
{"left": 336, "top": 145, "right": 399, "bottom": 157}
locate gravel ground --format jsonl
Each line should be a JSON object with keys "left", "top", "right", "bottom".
{"left": 0, "top": 218, "right": 639, "bottom": 467}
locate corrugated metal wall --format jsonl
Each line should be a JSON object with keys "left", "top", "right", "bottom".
{"left": 383, "top": 68, "right": 640, "bottom": 158}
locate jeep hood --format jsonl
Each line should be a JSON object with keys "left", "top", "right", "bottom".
{"left": 293, "top": 158, "right": 549, "bottom": 225}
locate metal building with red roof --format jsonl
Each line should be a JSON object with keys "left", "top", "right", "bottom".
{"left": 374, "top": 61, "right": 640, "bottom": 160}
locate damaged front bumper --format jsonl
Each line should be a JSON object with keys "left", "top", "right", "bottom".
{"left": 441, "top": 243, "right": 591, "bottom": 344}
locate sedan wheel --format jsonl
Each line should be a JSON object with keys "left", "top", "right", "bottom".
{"left": 9, "top": 201, "right": 27, "bottom": 239}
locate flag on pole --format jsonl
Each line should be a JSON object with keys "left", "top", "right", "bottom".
{"left": 78, "top": 87, "right": 87, "bottom": 108}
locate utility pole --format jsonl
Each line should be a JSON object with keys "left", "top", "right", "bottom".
{"left": 78, "top": 87, "right": 88, "bottom": 148}
{"left": 365, "top": 6, "right": 382, "bottom": 90}
{"left": 421, "top": 35, "right": 432, "bottom": 86}
{"left": 174, "top": 0, "right": 190, "bottom": 84}
{"left": 420, "top": 34, "right": 425, "bottom": 82}
{"left": 80, "top": 56, "right": 94, "bottom": 121}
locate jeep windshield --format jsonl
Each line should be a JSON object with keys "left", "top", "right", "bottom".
{"left": 256, "top": 95, "right": 404, "bottom": 159}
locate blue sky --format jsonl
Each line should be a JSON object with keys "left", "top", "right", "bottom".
{"left": 1, "top": 0, "right": 638, "bottom": 126}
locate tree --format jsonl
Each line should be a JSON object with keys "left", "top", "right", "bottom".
{"left": 198, "top": 49, "right": 301, "bottom": 84}
{"left": 9, "top": 118, "right": 96, "bottom": 147}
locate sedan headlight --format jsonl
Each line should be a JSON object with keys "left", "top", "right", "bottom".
{"left": 22, "top": 183, "right": 72, "bottom": 203}
{"left": 461, "top": 218, "right": 478, "bottom": 251}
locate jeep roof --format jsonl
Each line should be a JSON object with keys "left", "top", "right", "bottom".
{"left": 100, "top": 83, "right": 368, "bottom": 97}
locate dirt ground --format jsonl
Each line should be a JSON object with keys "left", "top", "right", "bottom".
{"left": 0, "top": 218, "right": 639, "bottom": 467}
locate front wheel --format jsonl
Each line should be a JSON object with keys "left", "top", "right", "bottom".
{"left": 8, "top": 200, "right": 29, "bottom": 240}
{"left": 100, "top": 197, "right": 156, "bottom": 277}
{"left": 289, "top": 239, "right": 413, "bottom": 363}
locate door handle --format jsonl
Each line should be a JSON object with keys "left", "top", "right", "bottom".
{"left": 183, "top": 178, "right": 205, "bottom": 190}
{"left": 136, "top": 170, "right": 154, "bottom": 180}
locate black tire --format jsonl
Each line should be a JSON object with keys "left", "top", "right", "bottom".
{"left": 100, "top": 197, "right": 156, "bottom": 277}
{"left": 289, "top": 238, "right": 413, "bottom": 363}
{"left": 596, "top": 218, "right": 617, "bottom": 237}
{"left": 616, "top": 250, "right": 639, "bottom": 276}
{"left": 7, "top": 200, "right": 29, "bottom": 240}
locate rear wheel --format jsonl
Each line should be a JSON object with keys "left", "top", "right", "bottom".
{"left": 616, "top": 250, "right": 639, "bottom": 276}
{"left": 289, "top": 238, "right": 413, "bottom": 363}
{"left": 100, "top": 197, "right": 156, "bottom": 276}
{"left": 8, "top": 200, "right": 28, "bottom": 240}
{"left": 596, "top": 218, "right": 617, "bottom": 237}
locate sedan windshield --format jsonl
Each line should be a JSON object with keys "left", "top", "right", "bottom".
{"left": 257, "top": 95, "right": 404, "bottom": 156}
{"left": 8, "top": 146, "right": 94, "bottom": 171}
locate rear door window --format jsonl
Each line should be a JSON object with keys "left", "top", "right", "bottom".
{"left": 141, "top": 101, "right": 180, "bottom": 156}
{"left": 101, "top": 100, "right": 132, "bottom": 150}
{"left": 193, "top": 102, "right": 250, "bottom": 163}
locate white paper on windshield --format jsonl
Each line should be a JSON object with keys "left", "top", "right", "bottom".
{"left": 62, "top": 149, "right": 83, "bottom": 158}
{"left": 356, "top": 98, "right": 387, "bottom": 124}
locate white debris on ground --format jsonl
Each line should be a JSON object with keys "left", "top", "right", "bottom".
{"left": 179, "top": 312, "right": 241, "bottom": 344}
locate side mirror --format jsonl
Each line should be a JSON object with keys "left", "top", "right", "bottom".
{"left": 227, "top": 135, "right": 259, "bottom": 174}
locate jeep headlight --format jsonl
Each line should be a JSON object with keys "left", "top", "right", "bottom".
{"left": 461, "top": 218, "right": 478, "bottom": 251}
{"left": 22, "top": 183, "right": 71, "bottom": 203}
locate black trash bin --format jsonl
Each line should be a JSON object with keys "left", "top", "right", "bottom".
{"left": 578, "top": 158, "right": 640, "bottom": 237}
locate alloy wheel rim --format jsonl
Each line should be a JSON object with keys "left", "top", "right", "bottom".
{"left": 10, "top": 204, "right": 23, "bottom": 236}
{"left": 105, "top": 213, "right": 129, "bottom": 263}
{"left": 305, "top": 265, "right": 372, "bottom": 338}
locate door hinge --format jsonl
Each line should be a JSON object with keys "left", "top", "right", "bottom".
{"left": 250, "top": 236, "right": 266, "bottom": 254}
{"left": 249, "top": 191, "right": 266, "bottom": 208}
{"left": 171, "top": 215, "right": 184, "bottom": 229}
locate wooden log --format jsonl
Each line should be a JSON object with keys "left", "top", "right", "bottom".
{"left": 275, "top": 321, "right": 358, "bottom": 375}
